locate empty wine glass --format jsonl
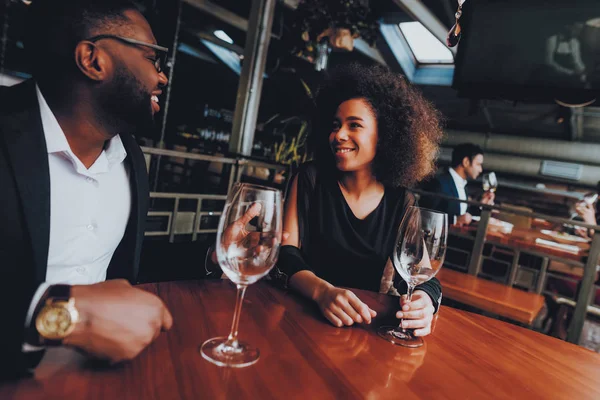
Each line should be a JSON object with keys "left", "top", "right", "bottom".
{"left": 200, "top": 183, "right": 282, "bottom": 368}
{"left": 378, "top": 206, "right": 448, "bottom": 348}
{"left": 482, "top": 172, "right": 498, "bottom": 193}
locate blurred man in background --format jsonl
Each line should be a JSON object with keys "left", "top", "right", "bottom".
{"left": 420, "top": 143, "right": 495, "bottom": 225}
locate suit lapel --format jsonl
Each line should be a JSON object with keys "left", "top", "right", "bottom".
{"left": 440, "top": 171, "right": 461, "bottom": 217}
{"left": 0, "top": 82, "right": 50, "bottom": 283}
{"left": 444, "top": 171, "right": 460, "bottom": 199}
{"left": 111, "top": 133, "right": 148, "bottom": 281}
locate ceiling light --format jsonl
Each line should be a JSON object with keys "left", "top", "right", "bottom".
{"left": 213, "top": 30, "right": 234, "bottom": 44}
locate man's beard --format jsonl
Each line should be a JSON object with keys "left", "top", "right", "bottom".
{"left": 99, "top": 66, "right": 156, "bottom": 136}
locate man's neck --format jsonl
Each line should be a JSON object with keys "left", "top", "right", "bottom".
{"left": 46, "top": 93, "right": 114, "bottom": 169}
{"left": 450, "top": 166, "right": 468, "bottom": 181}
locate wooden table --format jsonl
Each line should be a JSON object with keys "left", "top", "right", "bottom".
{"left": 2, "top": 280, "right": 600, "bottom": 399}
{"left": 450, "top": 224, "right": 590, "bottom": 263}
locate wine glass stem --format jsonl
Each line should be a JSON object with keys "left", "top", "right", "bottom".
{"left": 400, "top": 285, "right": 415, "bottom": 332}
{"left": 226, "top": 284, "right": 248, "bottom": 348}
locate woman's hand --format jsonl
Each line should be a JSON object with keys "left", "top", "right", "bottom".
{"left": 315, "top": 285, "right": 377, "bottom": 327}
{"left": 396, "top": 290, "right": 435, "bottom": 337}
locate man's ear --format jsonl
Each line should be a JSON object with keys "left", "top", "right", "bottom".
{"left": 461, "top": 156, "right": 471, "bottom": 169}
{"left": 74, "top": 41, "right": 111, "bottom": 81}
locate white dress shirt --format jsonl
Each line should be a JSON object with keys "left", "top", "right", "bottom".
{"left": 23, "top": 85, "right": 132, "bottom": 349}
{"left": 449, "top": 167, "right": 468, "bottom": 216}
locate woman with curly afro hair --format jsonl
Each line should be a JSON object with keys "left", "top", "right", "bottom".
{"left": 272, "top": 63, "right": 444, "bottom": 337}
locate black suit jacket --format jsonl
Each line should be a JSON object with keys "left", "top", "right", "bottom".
{"left": 419, "top": 170, "right": 463, "bottom": 222}
{"left": 0, "top": 80, "right": 149, "bottom": 378}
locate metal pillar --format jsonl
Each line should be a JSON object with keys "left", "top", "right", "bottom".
{"left": 184, "top": 0, "right": 282, "bottom": 40}
{"left": 567, "top": 232, "right": 600, "bottom": 344}
{"left": 468, "top": 209, "right": 491, "bottom": 275}
{"left": 507, "top": 249, "right": 520, "bottom": 286}
{"left": 229, "top": 0, "right": 276, "bottom": 156}
{"left": 569, "top": 107, "right": 584, "bottom": 142}
{"left": 152, "top": 0, "right": 183, "bottom": 192}
{"left": 0, "top": 0, "right": 11, "bottom": 76}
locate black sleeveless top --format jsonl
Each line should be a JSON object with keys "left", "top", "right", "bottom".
{"left": 274, "top": 163, "right": 442, "bottom": 307}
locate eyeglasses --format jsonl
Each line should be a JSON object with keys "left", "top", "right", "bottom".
{"left": 85, "top": 34, "right": 169, "bottom": 73}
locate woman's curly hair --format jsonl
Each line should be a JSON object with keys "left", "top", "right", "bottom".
{"left": 312, "top": 63, "right": 444, "bottom": 187}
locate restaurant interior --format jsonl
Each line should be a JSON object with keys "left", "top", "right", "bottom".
{"left": 1, "top": 0, "right": 600, "bottom": 398}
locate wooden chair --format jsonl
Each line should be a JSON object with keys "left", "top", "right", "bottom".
{"left": 496, "top": 204, "right": 534, "bottom": 229}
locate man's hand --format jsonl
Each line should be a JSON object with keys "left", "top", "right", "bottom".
{"left": 396, "top": 290, "right": 435, "bottom": 337}
{"left": 211, "top": 203, "right": 287, "bottom": 264}
{"left": 315, "top": 285, "right": 377, "bottom": 327}
{"left": 63, "top": 279, "right": 173, "bottom": 363}
{"left": 576, "top": 202, "right": 596, "bottom": 226}
{"left": 481, "top": 191, "right": 495, "bottom": 205}
{"left": 211, "top": 203, "right": 262, "bottom": 264}
{"left": 575, "top": 201, "right": 597, "bottom": 237}
{"left": 455, "top": 212, "right": 473, "bottom": 226}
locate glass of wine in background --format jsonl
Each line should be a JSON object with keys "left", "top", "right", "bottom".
{"left": 201, "top": 183, "right": 282, "bottom": 367}
{"left": 378, "top": 206, "right": 448, "bottom": 348}
{"left": 570, "top": 192, "right": 599, "bottom": 219}
{"left": 482, "top": 172, "right": 498, "bottom": 193}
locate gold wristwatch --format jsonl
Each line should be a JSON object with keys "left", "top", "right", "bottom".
{"left": 34, "top": 285, "right": 79, "bottom": 346}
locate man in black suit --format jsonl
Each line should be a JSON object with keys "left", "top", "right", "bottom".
{"left": 420, "top": 143, "right": 495, "bottom": 225}
{"left": 0, "top": 0, "right": 173, "bottom": 378}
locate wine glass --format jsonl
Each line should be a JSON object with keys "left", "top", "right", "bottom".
{"left": 378, "top": 206, "right": 448, "bottom": 348}
{"left": 583, "top": 192, "right": 598, "bottom": 206}
{"left": 200, "top": 183, "right": 282, "bottom": 368}
{"left": 482, "top": 172, "right": 498, "bottom": 193}
{"left": 569, "top": 192, "right": 599, "bottom": 220}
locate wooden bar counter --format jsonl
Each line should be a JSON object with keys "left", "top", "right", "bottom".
{"left": 2, "top": 280, "right": 599, "bottom": 399}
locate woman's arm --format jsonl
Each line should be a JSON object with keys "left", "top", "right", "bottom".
{"left": 545, "top": 35, "right": 575, "bottom": 75}
{"left": 570, "top": 38, "right": 586, "bottom": 74}
{"left": 290, "top": 270, "right": 377, "bottom": 327}
{"left": 282, "top": 174, "right": 301, "bottom": 247}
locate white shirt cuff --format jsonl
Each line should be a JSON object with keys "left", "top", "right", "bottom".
{"left": 22, "top": 283, "right": 51, "bottom": 352}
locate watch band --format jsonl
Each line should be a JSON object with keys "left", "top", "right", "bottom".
{"left": 28, "top": 284, "right": 72, "bottom": 346}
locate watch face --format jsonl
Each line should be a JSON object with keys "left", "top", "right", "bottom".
{"left": 36, "top": 304, "right": 73, "bottom": 339}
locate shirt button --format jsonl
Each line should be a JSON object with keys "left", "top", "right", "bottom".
{"left": 86, "top": 177, "right": 94, "bottom": 183}
{"left": 76, "top": 267, "right": 86, "bottom": 274}
{"left": 87, "top": 224, "right": 95, "bottom": 231}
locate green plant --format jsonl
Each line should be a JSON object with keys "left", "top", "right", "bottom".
{"left": 274, "top": 119, "right": 310, "bottom": 167}
{"left": 289, "top": 0, "right": 379, "bottom": 60}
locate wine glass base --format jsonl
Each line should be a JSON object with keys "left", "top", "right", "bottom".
{"left": 200, "top": 337, "right": 260, "bottom": 368}
{"left": 377, "top": 326, "right": 424, "bottom": 348}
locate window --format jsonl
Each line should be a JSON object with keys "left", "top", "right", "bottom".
{"left": 213, "top": 30, "right": 234, "bottom": 44}
{"left": 380, "top": 21, "right": 454, "bottom": 86}
{"left": 200, "top": 30, "right": 242, "bottom": 75}
{"left": 399, "top": 22, "right": 453, "bottom": 64}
